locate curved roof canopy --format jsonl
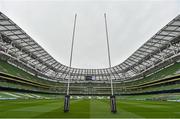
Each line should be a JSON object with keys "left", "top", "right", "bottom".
{"left": 0, "top": 12, "right": 180, "bottom": 82}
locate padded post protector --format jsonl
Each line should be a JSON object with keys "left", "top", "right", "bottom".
{"left": 110, "top": 95, "right": 117, "bottom": 113}
{"left": 64, "top": 95, "right": 70, "bottom": 112}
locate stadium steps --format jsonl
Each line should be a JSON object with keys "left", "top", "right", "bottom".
{"left": 125, "top": 62, "right": 180, "bottom": 86}
{"left": 0, "top": 59, "right": 59, "bottom": 86}
{"left": 0, "top": 91, "right": 62, "bottom": 100}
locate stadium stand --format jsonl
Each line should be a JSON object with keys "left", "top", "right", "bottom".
{"left": 0, "top": 91, "right": 62, "bottom": 100}
{"left": 0, "top": 12, "right": 180, "bottom": 99}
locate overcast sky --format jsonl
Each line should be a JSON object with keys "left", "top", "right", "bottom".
{"left": 0, "top": 0, "right": 180, "bottom": 69}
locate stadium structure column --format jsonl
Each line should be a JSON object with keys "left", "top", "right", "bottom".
{"left": 64, "top": 14, "right": 77, "bottom": 112}
{"left": 0, "top": 34, "right": 2, "bottom": 41}
{"left": 104, "top": 13, "right": 117, "bottom": 113}
{"left": 0, "top": 33, "right": 3, "bottom": 45}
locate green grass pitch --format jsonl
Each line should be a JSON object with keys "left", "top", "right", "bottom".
{"left": 0, "top": 99, "right": 180, "bottom": 118}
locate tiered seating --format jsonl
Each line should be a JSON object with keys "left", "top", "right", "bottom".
{"left": 0, "top": 59, "right": 57, "bottom": 85}
{"left": 125, "top": 62, "right": 180, "bottom": 86}
{"left": 0, "top": 59, "right": 65, "bottom": 94}
{"left": 0, "top": 58, "right": 180, "bottom": 96}
{"left": 116, "top": 62, "right": 180, "bottom": 94}
{"left": 0, "top": 91, "right": 62, "bottom": 100}
{"left": 119, "top": 93, "right": 180, "bottom": 102}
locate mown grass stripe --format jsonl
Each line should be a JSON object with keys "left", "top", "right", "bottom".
{"left": 0, "top": 99, "right": 180, "bottom": 118}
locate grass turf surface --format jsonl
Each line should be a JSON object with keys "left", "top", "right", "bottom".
{"left": 0, "top": 99, "right": 180, "bottom": 118}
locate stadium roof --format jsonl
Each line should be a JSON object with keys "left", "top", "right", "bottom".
{"left": 0, "top": 12, "right": 180, "bottom": 82}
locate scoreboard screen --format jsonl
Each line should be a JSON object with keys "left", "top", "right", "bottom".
{"left": 85, "top": 76, "right": 95, "bottom": 81}
{"left": 85, "top": 76, "right": 92, "bottom": 80}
